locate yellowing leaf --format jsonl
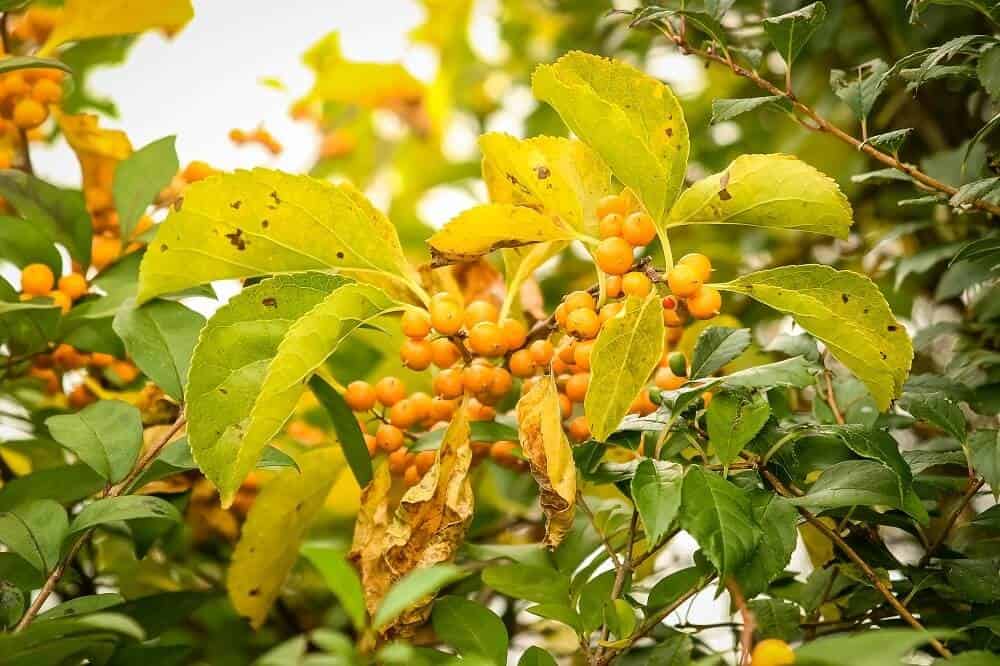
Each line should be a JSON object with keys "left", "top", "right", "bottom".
{"left": 40, "top": 0, "right": 193, "bottom": 56}
{"left": 228, "top": 447, "right": 342, "bottom": 629}
{"left": 667, "top": 154, "right": 853, "bottom": 238}
{"left": 717, "top": 265, "right": 912, "bottom": 409}
{"left": 585, "top": 294, "right": 665, "bottom": 441}
{"left": 137, "top": 168, "right": 424, "bottom": 304}
{"left": 58, "top": 112, "right": 132, "bottom": 198}
{"left": 500, "top": 242, "right": 567, "bottom": 320}
{"left": 351, "top": 401, "right": 474, "bottom": 638}
{"left": 532, "top": 51, "right": 689, "bottom": 223}
{"left": 304, "top": 32, "right": 423, "bottom": 109}
{"left": 428, "top": 203, "right": 576, "bottom": 266}
{"left": 799, "top": 518, "right": 835, "bottom": 568}
{"left": 480, "top": 133, "right": 611, "bottom": 236}
{"left": 516, "top": 374, "right": 576, "bottom": 548}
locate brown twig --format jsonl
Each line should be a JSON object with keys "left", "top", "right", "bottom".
{"left": 593, "top": 510, "right": 640, "bottom": 663}
{"left": 641, "top": 17, "right": 1000, "bottom": 218}
{"left": 824, "top": 372, "right": 846, "bottom": 425}
{"left": 758, "top": 467, "right": 952, "bottom": 658}
{"left": 917, "top": 476, "right": 985, "bottom": 567}
{"left": 726, "top": 578, "right": 755, "bottom": 666}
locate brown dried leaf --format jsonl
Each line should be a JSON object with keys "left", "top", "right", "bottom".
{"left": 517, "top": 374, "right": 577, "bottom": 548}
{"left": 350, "top": 401, "right": 473, "bottom": 638}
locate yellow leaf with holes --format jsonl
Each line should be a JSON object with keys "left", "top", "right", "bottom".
{"left": 480, "top": 133, "right": 611, "bottom": 237}
{"left": 428, "top": 203, "right": 576, "bottom": 266}
{"left": 40, "top": 0, "right": 193, "bottom": 55}
{"left": 228, "top": 447, "right": 341, "bottom": 629}
{"left": 517, "top": 375, "right": 576, "bottom": 548}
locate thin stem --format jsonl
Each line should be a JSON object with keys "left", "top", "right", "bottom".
{"left": 726, "top": 578, "right": 754, "bottom": 666}
{"left": 577, "top": 493, "right": 622, "bottom": 569}
{"left": 14, "top": 411, "right": 187, "bottom": 632}
{"left": 917, "top": 477, "right": 985, "bottom": 567}
{"left": 824, "top": 371, "right": 845, "bottom": 425}
{"left": 594, "top": 510, "right": 639, "bottom": 663}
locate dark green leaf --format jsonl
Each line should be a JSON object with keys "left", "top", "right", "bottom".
{"left": 733, "top": 492, "right": 798, "bottom": 598}
{"left": 899, "top": 391, "right": 966, "bottom": 442}
{"left": 679, "top": 466, "right": 761, "bottom": 576}
{"left": 646, "top": 566, "right": 707, "bottom": 612}
{"left": 308, "top": 375, "right": 372, "bottom": 487}
{"left": 706, "top": 390, "right": 770, "bottom": 469}
{"left": 45, "top": 400, "right": 143, "bottom": 483}
{"left": 69, "top": 496, "right": 181, "bottom": 534}
{"left": 519, "top": 646, "right": 558, "bottom": 666}
{"left": 710, "top": 96, "right": 790, "bottom": 124}
{"left": 0, "top": 169, "right": 91, "bottom": 263}
{"left": 631, "top": 459, "right": 683, "bottom": 545}
{"left": 794, "top": 628, "right": 952, "bottom": 666}
{"left": 762, "top": 1, "right": 827, "bottom": 66}
{"left": 0, "top": 464, "right": 104, "bottom": 512}
{"left": 0, "top": 216, "right": 61, "bottom": 273}
{"left": 830, "top": 59, "right": 890, "bottom": 121}
{"left": 578, "top": 570, "right": 615, "bottom": 633}
{"left": 690, "top": 327, "right": 751, "bottom": 379}
{"left": 301, "top": 543, "right": 366, "bottom": 631}
{"left": 112, "top": 136, "right": 178, "bottom": 244}
{"left": 432, "top": 596, "right": 508, "bottom": 665}
{"left": 788, "top": 460, "right": 903, "bottom": 511}
{"left": 482, "top": 564, "right": 569, "bottom": 605}
{"left": 979, "top": 44, "right": 1000, "bottom": 98}
{"left": 749, "top": 598, "right": 802, "bottom": 641}
{"left": 944, "top": 559, "right": 1000, "bottom": 603}
{"left": 0, "top": 500, "right": 68, "bottom": 574}
{"left": 970, "top": 430, "right": 1000, "bottom": 491}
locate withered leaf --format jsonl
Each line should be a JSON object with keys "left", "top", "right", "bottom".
{"left": 517, "top": 374, "right": 577, "bottom": 548}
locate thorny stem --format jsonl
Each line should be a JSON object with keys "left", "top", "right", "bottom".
{"left": 642, "top": 16, "right": 1000, "bottom": 218}
{"left": 14, "top": 411, "right": 187, "bottom": 632}
{"left": 759, "top": 467, "right": 953, "bottom": 659}
{"left": 917, "top": 476, "right": 985, "bottom": 568}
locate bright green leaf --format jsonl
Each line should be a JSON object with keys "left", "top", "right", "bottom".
{"left": 631, "top": 459, "right": 683, "bottom": 545}
{"left": 373, "top": 564, "right": 466, "bottom": 630}
{"left": 689, "top": 327, "right": 752, "bottom": 379}
{"left": 301, "top": 543, "right": 367, "bottom": 631}
{"left": 45, "top": 400, "right": 143, "bottom": 483}
{"left": 679, "top": 466, "right": 761, "bottom": 576}
{"left": 0, "top": 500, "right": 68, "bottom": 574}
{"left": 762, "top": 2, "right": 827, "bottom": 66}
{"left": 706, "top": 390, "right": 771, "bottom": 469}
{"left": 112, "top": 135, "right": 178, "bottom": 244}
{"left": 69, "top": 495, "right": 180, "bottom": 534}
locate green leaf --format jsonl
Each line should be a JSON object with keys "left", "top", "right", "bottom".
{"left": 112, "top": 298, "right": 205, "bottom": 401}
{"left": 585, "top": 294, "right": 665, "bottom": 441}
{"left": 861, "top": 128, "right": 913, "bottom": 157}
{"left": 795, "top": 628, "right": 952, "bottom": 666}
{"left": 229, "top": 448, "right": 342, "bottom": 629}
{"left": 36, "top": 594, "right": 124, "bottom": 621}
{"left": 112, "top": 135, "right": 178, "bottom": 244}
{"left": 733, "top": 493, "right": 798, "bottom": 598}
{"left": 0, "top": 55, "right": 72, "bottom": 76}
{"left": 970, "top": 430, "right": 1000, "bottom": 491}
{"left": 481, "top": 564, "right": 570, "bottom": 605}
{"left": 0, "top": 216, "right": 61, "bottom": 274}
{"left": 578, "top": 570, "right": 615, "bottom": 633}
{"left": 0, "top": 296, "right": 61, "bottom": 357}
{"left": 523, "top": 604, "right": 582, "bottom": 632}
{"left": 716, "top": 265, "right": 911, "bottom": 410}
{"left": 373, "top": 564, "right": 466, "bottom": 630}
{"left": 679, "top": 466, "right": 760, "bottom": 576}
{"left": 710, "top": 96, "right": 791, "bottom": 124}
{"left": 0, "top": 613, "right": 145, "bottom": 664}
{"left": 69, "top": 496, "right": 180, "bottom": 534}
{"left": 532, "top": 51, "right": 689, "bottom": 223}
{"left": 706, "top": 390, "right": 770, "bottom": 469}
{"left": 647, "top": 631, "right": 692, "bottom": 665}
{"left": 830, "top": 59, "right": 890, "bottom": 121}
{"left": 0, "top": 465, "right": 103, "bottom": 512}
{"left": 749, "top": 598, "right": 802, "bottom": 642}
{"left": 646, "top": 566, "right": 707, "bottom": 612}
{"left": 788, "top": 460, "right": 904, "bottom": 511}
{"left": 301, "top": 543, "right": 366, "bottom": 631}
{"left": 412, "top": 421, "right": 518, "bottom": 451}
{"left": 689, "top": 327, "right": 751, "bottom": 379}
{"left": 428, "top": 204, "right": 576, "bottom": 266}
{"left": 479, "top": 133, "right": 611, "bottom": 236}
{"left": 309, "top": 375, "right": 372, "bottom": 488}
{"left": 185, "top": 273, "right": 344, "bottom": 506}
{"left": 666, "top": 154, "right": 852, "bottom": 239}
{"left": 0, "top": 500, "right": 68, "bottom": 574}
{"left": 944, "top": 559, "right": 1000, "bottom": 603}
{"left": 137, "top": 168, "right": 423, "bottom": 304}
{"left": 899, "top": 391, "right": 966, "bottom": 442}
{"left": 762, "top": 1, "right": 827, "bottom": 66}
{"left": 518, "top": 646, "right": 558, "bottom": 666}
{"left": 138, "top": 437, "right": 296, "bottom": 487}
{"left": 432, "top": 596, "right": 508, "bottom": 665}
{"left": 45, "top": 400, "right": 143, "bottom": 483}
{"left": 631, "top": 459, "right": 683, "bottom": 545}
{"left": 0, "top": 169, "right": 91, "bottom": 264}
{"left": 979, "top": 44, "right": 1000, "bottom": 98}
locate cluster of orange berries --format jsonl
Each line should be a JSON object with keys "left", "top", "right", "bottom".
{"left": 19, "top": 263, "right": 87, "bottom": 314}
{"left": 229, "top": 127, "right": 282, "bottom": 155}
{"left": 9, "top": 7, "right": 60, "bottom": 47}
{"left": 0, "top": 66, "right": 63, "bottom": 168}
{"left": 28, "top": 343, "right": 139, "bottom": 407}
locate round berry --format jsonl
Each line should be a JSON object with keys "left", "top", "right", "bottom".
{"left": 464, "top": 299, "right": 499, "bottom": 327}
{"left": 528, "top": 340, "right": 554, "bottom": 365}
{"left": 20, "top": 263, "right": 54, "bottom": 296}
{"left": 567, "top": 416, "right": 590, "bottom": 442}
{"left": 598, "top": 213, "right": 624, "bottom": 239}
{"left": 429, "top": 397, "right": 455, "bottom": 421}
{"left": 488, "top": 367, "right": 513, "bottom": 398}
{"left": 595, "top": 237, "right": 634, "bottom": 275}
{"left": 403, "top": 464, "right": 421, "bottom": 487}
{"left": 500, "top": 318, "right": 528, "bottom": 351}
{"left": 509, "top": 349, "right": 535, "bottom": 378}
{"left": 401, "top": 309, "right": 431, "bottom": 338}
{"left": 605, "top": 275, "right": 623, "bottom": 298}
{"left": 621, "top": 212, "right": 656, "bottom": 246}
{"left": 387, "top": 448, "right": 411, "bottom": 474}
{"left": 415, "top": 450, "right": 437, "bottom": 475}
{"left": 490, "top": 440, "right": 518, "bottom": 466}
{"left": 12, "top": 97, "right": 47, "bottom": 129}
{"left": 573, "top": 340, "right": 594, "bottom": 371}
{"left": 345, "top": 381, "right": 377, "bottom": 411}
{"left": 462, "top": 364, "right": 493, "bottom": 394}
{"left": 430, "top": 337, "right": 461, "bottom": 368}
{"left": 596, "top": 194, "right": 628, "bottom": 220}
{"left": 678, "top": 253, "right": 712, "bottom": 282}
{"left": 667, "top": 264, "right": 702, "bottom": 298}
{"left": 389, "top": 399, "right": 419, "bottom": 428}
{"left": 401, "top": 338, "right": 433, "bottom": 370}
{"left": 57, "top": 273, "right": 87, "bottom": 301}
{"left": 564, "top": 290, "right": 596, "bottom": 313}
{"left": 430, "top": 297, "right": 463, "bottom": 335}
{"left": 566, "top": 308, "right": 600, "bottom": 339}
{"left": 622, "top": 272, "right": 652, "bottom": 298}
{"left": 687, "top": 286, "right": 722, "bottom": 319}
{"left": 375, "top": 423, "right": 404, "bottom": 452}
{"left": 750, "top": 639, "right": 795, "bottom": 666}
{"left": 668, "top": 351, "right": 688, "bottom": 377}
{"left": 565, "top": 372, "right": 589, "bottom": 403}
{"left": 654, "top": 367, "right": 686, "bottom": 391}
{"left": 50, "top": 290, "right": 71, "bottom": 314}
{"left": 468, "top": 321, "right": 505, "bottom": 357}
{"left": 375, "top": 376, "right": 406, "bottom": 407}
{"left": 433, "top": 368, "right": 464, "bottom": 399}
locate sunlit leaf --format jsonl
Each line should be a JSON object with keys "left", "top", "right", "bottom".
{"left": 40, "top": 0, "right": 194, "bottom": 56}
{"left": 112, "top": 135, "right": 178, "bottom": 245}
{"left": 45, "top": 400, "right": 143, "bottom": 483}
{"left": 428, "top": 204, "right": 576, "bottom": 266}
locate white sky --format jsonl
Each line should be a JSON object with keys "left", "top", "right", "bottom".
{"left": 33, "top": 0, "right": 425, "bottom": 185}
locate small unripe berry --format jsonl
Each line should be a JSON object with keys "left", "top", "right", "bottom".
{"left": 668, "top": 351, "right": 687, "bottom": 377}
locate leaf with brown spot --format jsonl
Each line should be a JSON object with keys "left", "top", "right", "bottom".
{"left": 350, "top": 401, "right": 474, "bottom": 638}
{"left": 517, "top": 375, "right": 577, "bottom": 548}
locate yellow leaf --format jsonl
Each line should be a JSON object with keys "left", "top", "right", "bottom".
{"left": 304, "top": 32, "right": 423, "bottom": 109}
{"left": 57, "top": 112, "right": 132, "bottom": 195}
{"left": 40, "top": 0, "right": 193, "bottom": 56}
{"left": 428, "top": 203, "right": 576, "bottom": 266}
{"left": 500, "top": 242, "right": 567, "bottom": 320}
{"left": 799, "top": 518, "right": 836, "bottom": 568}
{"left": 228, "top": 447, "right": 342, "bottom": 629}
{"left": 480, "top": 133, "right": 611, "bottom": 237}
{"left": 517, "top": 374, "right": 577, "bottom": 548}
{"left": 350, "top": 401, "right": 474, "bottom": 638}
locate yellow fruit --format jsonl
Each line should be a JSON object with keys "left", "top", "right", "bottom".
{"left": 345, "top": 381, "right": 376, "bottom": 411}
{"left": 567, "top": 416, "right": 590, "bottom": 442}
{"left": 666, "top": 264, "right": 702, "bottom": 298}
{"left": 374, "top": 376, "right": 406, "bottom": 406}
{"left": 464, "top": 299, "right": 499, "bottom": 327}
{"left": 750, "top": 639, "right": 795, "bottom": 666}
{"left": 596, "top": 194, "right": 629, "bottom": 220}
{"left": 20, "top": 263, "right": 54, "bottom": 296}
{"left": 430, "top": 297, "right": 463, "bottom": 335}
{"left": 622, "top": 272, "right": 652, "bottom": 298}
{"left": 49, "top": 290, "right": 71, "bottom": 314}
{"left": 621, "top": 212, "right": 656, "bottom": 246}
{"left": 595, "top": 237, "right": 634, "bottom": 275}
{"left": 401, "top": 309, "right": 431, "bottom": 339}
{"left": 566, "top": 308, "right": 600, "bottom": 339}
{"left": 687, "top": 286, "right": 722, "bottom": 319}
{"left": 182, "top": 160, "right": 217, "bottom": 182}
{"left": 30, "top": 78, "right": 62, "bottom": 105}
{"left": 467, "top": 321, "right": 505, "bottom": 357}
{"left": 499, "top": 318, "right": 528, "bottom": 350}
{"left": 375, "top": 423, "right": 404, "bottom": 452}
{"left": 400, "top": 338, "right": 433, "bottom": 370}
{"left": 57, "top": 273, "right": 87, "bottom": 301}
{"left": 12, "top": 97, "right": 47, "bottom": 129}
{"left": 430, "top": 338, "right": 461, "bottom": 368}
{"left": 678, "top": 253, "right": 712, "bottom": 282}
{"left": 598, "top": 213, "right": 624, "bottom": 239}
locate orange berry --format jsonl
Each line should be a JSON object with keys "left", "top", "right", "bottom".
{"left": 403, "top": 464, "right": 421, "bottom": 487}
{"left": 564, "top": 291, "right": 596, "bottom": 314}
{"left": 554, "top": 303, "right": 569, "bottom": 329}
{"left": 364, "top": 434, "right": 378, "bottom": 456}
{"left": 409, "top": 392, "right": 432, "bottom": 421}
{"left": 508, "top": 349, "right": 535, "bottom": 378}
{"left": 488, "top": 367, "right": 513, "bottom": 398}
{"left": 595, "top": 237, "right": 634, "bottom": 276}
{"left": 468, "top": 397, "right": 497, "bottom": 421}
{"left": 345, "top": 381, "right": 377, "bottom": 411}
{"left": 415, "top": 450, "right": 437, "bottom": 475}
{"left": 387, "top": 448, "right": 411, "bottom": 474}
{"left": 666, "top": 264, "right": 702, "bottom": 298}
{"left": 529, "top": 340, "right": 554, "bottom": 365}
{"left": 111, "top": 360, "right": 139, "bottom": 384}
{"left": 622, "top": 272, "right": 652, "bottom": 298}
{"left": 430, "top": 338, "right": 461, "bottom": 368}
{"left": 467, "top": 321, "right": 505, "bottom": 357}
{"left": 596, "top": 194, "right": 628, "bottom": 220}
{"left": 499, "top": 318, "right": 528, "bottom": 351}
{"left": 375, "top": 376, "right": 406, "bottom": 407}
{"left": 490, "top": 440, "right": 518, "bottom": 466}
{"left": 68, "top": 384, "right": 95, "bottom": 409}
{"left": 433, "top": 368, "right": 464, "bottom": 399}
{"left": 375, "top": 423, "right": 404, "bottom": 452}
{"left": 655, "top": 367, "right": 686, "bottom": 391}
{"left": 52, "top": 343, "right": 83, "bottom": 369}
{"left": 464, "top": 300, "right": 499, "bottom": 327}
{"left": 558, "top": 392, "right": 572, "bottom": 419}
{"left": 558, "top": 340, "right": 577, "bottom": 365}
{"left": 12, "top": 97, "right": 46, "bottom": 129}
{"left": 30, "top": 78, "right": 61, "bottom": 105}
{"left": 89, "top": 352, "right": 114, "bottom": 368}
{"left": 566, "top": 308, "right": 600, "bottom": 339}
{"left": 598, "top": 213, "right": 624, "bottom": 239}
{"left": 678, "top": 253, "right": 712, "bottom": 283}
{"left": 606, "top": 275, "right": 623, "bottom": 299}
{"left": 49, "top": 290, "right": 71, "bottom": 314}
{"left": 573, "top": 340, "right": 594, "bottom": 371}
{"left": 57, "top": 273, "right": 87, "bottom": 301}
{"left": 565, "top": 372, "right": 589, "bottom": 403}
{"left": 401, "top": 309, "right": 431, "bottom": 338}
{"left": 430, "top": 297, "right": 463, "bottom": 335}
{"left": 401, "top": 338, "right": 433, "bottom": 370}
{"left": 634, "top": 389, "right": 657, "bottom": 415}
{"left": 388, "top": 399, "right": 419, "bottom": 428}
{"left": 182, "top": 160, "right": 217, "bottom": 182}
{"left": 462, "top": 364, "right": 492, "bottom": 394}
{"left": 91, "top": 235, "right": 120, "bottom": 271}
{"left": 29, "top": 367, "right": 60, "bottom": 394}
{"left": 3, "top": 73, "right": 28, "bottom": 97}
{"left": 20, "top": 263, "right": 54, "bottom": 296}
{"left": 551, "top": 357, "right": 570, "bottom": 375}
{"left": 687, "top": 286, "right": 722, "bottom": 319}
{"left": 750, "top": 639, "right": 795, "bottom": 666}
{"left": 621, "top": 212, "right": 656, "bottom": 246}
{"left": 568, "top": 416, "right": 590, "bottom": 442}
{"left": 429, "top": 397, "right": 456, "bottom": 422}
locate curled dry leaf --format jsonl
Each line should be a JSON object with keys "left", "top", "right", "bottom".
{"left": 516, "top": 374, "right": 577, "bottom": 548}
{"left": 350, "top": 400, "right": 473, "bottom": 639}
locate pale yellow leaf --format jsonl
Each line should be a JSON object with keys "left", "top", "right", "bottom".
{"left": 41, "top": 0, "right": 193, "bottom": 56}
{"left": 304, "top": 32, "right": 423, "bottom": 109}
